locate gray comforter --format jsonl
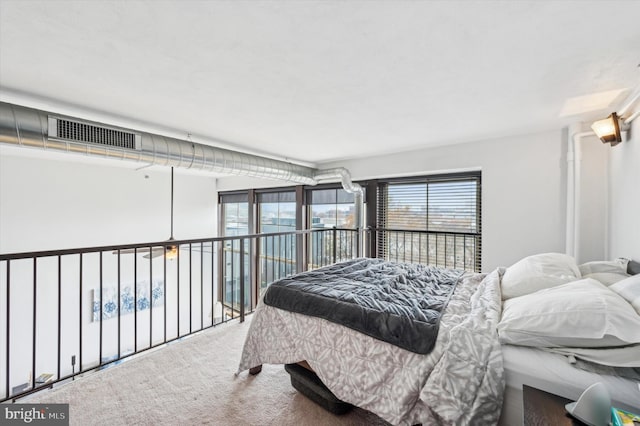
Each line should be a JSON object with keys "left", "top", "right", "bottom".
{"left": 263, "top": 258, "right": 461, "bottom": 354}
{"left": 239, "top": 264, "right": 504, "bottom": 425}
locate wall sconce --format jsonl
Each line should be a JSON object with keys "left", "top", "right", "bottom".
{"left": 591, "top": 112, "right": 622, "bottom": 146}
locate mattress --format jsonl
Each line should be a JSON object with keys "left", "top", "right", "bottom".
{"left": 263, "top": 258, "right": 461, "bottom": 354}
{"left": 498, "top": 344, "right": 640, "bottom": 425}
{"left": 239, "top": 268, "right": 505, "bottom": 425}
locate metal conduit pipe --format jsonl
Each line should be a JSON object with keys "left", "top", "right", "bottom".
{"left": 0, "top": 101, "right": 318, "bottom": 185}
{"left": 618, "top": 87, "right": 640, "bottom": 119}
{"left": 566, "top": 125, "right": 594, "bottom": 262}
{"left": 624, "top": 110, "right": 640, "bottom": 125}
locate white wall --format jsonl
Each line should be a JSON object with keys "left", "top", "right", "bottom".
{"left": 608, "top": 117, "right": 640, "bottom": 261}
{"left": 0, "top": 151, "right": 218, "bottom": 396}
{"left": 0, "top": 153, "right": 217, "bottom": 252}
{"left": 220, "top": 129, "right": 593, "bottom": 272}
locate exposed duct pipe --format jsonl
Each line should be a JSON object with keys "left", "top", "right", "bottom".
{"left": 0, "top": 102, "right": 317, "bottom": 185}
{"left": 0, "top": 101, "right": 365, "bottom": 230}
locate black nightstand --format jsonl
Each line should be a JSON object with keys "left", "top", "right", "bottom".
{"left": 523, "top": 385, "right": 586, "bottom": 426}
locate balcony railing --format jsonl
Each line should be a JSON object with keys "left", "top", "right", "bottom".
{"left": 0, "top": 226, "right": 479, "bottom": 402}
{"left": 0, "top": 228, "right": 359, "bottom": 402}
{"left": 372, "top": 227, "right": 481, "bottom": 272}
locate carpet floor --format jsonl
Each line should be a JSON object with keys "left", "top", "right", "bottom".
{"left": 27, "top": 317, "right": 390, "bottom": 425}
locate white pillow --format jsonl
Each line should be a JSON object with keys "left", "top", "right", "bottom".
{"left": 610, "top": 274, "right": 640, "bottom": 315}
{"left": 501, "top": 253, "right": 580, "bottom": 300}
{"left": 498, "top": 278, "right": 640, "bottom": 348}
{"left": 579, "top": 258, "right": 630, "bottom": 286}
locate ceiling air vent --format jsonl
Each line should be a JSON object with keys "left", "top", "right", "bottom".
{"left": 48, "top": 117, "right": 141, "bottom": 150}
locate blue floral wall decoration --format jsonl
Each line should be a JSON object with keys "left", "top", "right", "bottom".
{"left": 92, "top": 279, "right": 164, "bottom": 321}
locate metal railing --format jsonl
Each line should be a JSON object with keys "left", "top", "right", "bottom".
{"left": 371, "top": 227, "right": 481, "bottom": 272}
{"left": 308, "top": 228, "right": 359, "bottom": 270}
{"left": 0, "top": 226, "right": 479, "bottom": 402}
{"left": 0, "top": 228, "right": 360, "bottom": 402}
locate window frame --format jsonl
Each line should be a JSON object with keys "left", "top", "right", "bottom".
{"left": 216, "top": 171, "right": 482, "bottom": 302}
{"left": 255, "top": 189, "right": 298, "bottom": 289}
{"left": 376, "top": 171, "right": 482, "bottom": 271}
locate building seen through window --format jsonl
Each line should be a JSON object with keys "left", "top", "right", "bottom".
{"left": 258, "top": 192, "right": 296, "bottom": 289}
{"left": 220, "top": 194, "right": 250, "bottom": 315}
{"left": 309, "top": 189, "right": 356, "bottom": 229}
{"left": 218, "top": 173, "right": 481, "bottom": 315}
{"left": 224, "top": 202, "right": 249, "bottom": 236}
{"left": 308, "top": 188, "right": 357, "bottom": 268}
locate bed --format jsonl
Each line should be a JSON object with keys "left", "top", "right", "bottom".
{"left": 238, "top": 258, "right": 504, "bottom": 425}
{"left": 499, "top": 256, "right": 640, "bottom": 424}
{"left": 238, "top": 256, "right": 640, "bottom": 425}
{"left": 499, "top": 344, "right": 640, "bottom": 426}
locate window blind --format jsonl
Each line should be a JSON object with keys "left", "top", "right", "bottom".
{"left": 381, "top": 180, "right": 479, "bottom": 232}
{"left": 257, "top": 191, "right": 295, "bottom": 203}
{"left": 219, "top": 192, "right": 248, "bottom": 204}
{"left": 377, "top": 172, "right": 481, "bottom": 271}
{"left": 308, "top": 188, "right": 360, "bottom": 205}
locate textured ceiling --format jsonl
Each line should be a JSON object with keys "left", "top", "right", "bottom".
{"left": 1, "top": 0, "right": 639, "bottom": 165}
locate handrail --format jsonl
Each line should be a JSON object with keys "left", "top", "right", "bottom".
{"left": 0, "top": 225, "right": 479, "bottom": 403}
{"left": 372, "top": 227, "right": 481, "bottom": 272}
{"left": 0, "top": 227, "right": 359, "bottom": 260}
{"left": 0, "top": 227, "right": 362, "bottom": 403}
